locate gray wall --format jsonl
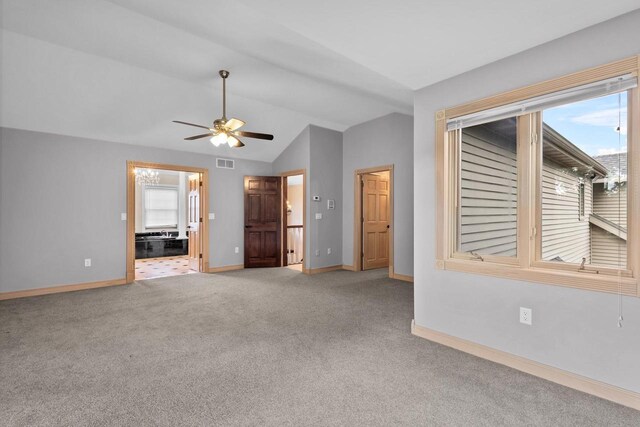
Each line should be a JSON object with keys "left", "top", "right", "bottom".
{"left": 309, "top": 125, "right": 343, "bottom": 269}
{"left": 414, "top": 10, "right": 640, "bottom": 392}
{"left": 272, "top": 125, "right": 344, "bottom": 270}
{"left": 0, "top": 128, "right": 271, "bottom": 292}
{"left": 272, "top": 126, "right": 311, "bottom": 270}
{"left": 342, "top": 113, "right": 414, "bottom": 276}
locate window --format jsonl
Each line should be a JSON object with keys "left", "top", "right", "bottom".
{"left": 144, "top": 186, "right": 179, "bottom": 229}
{"left": 457, "top": 118, "right": 518, "bottom": 262}
{"left": 578, "top": 182, "right": 585, "bottom": 219}
{"left": 542, "top": 93, "right": 628, "bottom": 269}
{"left": 435, "top": 56, "right": 640, "bottom": 296}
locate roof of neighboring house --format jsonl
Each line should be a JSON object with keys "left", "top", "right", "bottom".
{"left": 592, "top": 152, "right": 627, "bottom": 179}
{"left": 542, "top": 123, "right": 609, "bottom": 178}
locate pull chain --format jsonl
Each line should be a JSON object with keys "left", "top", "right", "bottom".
{"left": 617, "top": 91, "right": 624, "bottom": 328}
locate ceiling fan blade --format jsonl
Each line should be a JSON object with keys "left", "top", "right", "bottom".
{"left": 173, "top": 120, "right": 211, "bottom": 130}
{"left": 184, "top": 133, "right": 213, "bottom": 140}
{"left": 227, "top": 134, "right": 245, "bottom": 148}
{"left": 234, "top": 130, "right": 274, "bottom": 141}
{"left": 225, "top": 118, "right": 245, "bottom": 131}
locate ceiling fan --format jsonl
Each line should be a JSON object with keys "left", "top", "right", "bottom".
{"left": 173, "top": 70, "right": 274, "bottom": 148}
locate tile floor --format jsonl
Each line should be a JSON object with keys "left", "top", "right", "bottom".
{"left": 135, "top": 255, "right": 196, "bottom": 280}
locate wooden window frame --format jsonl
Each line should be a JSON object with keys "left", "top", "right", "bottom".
{"left": 435, "top": 56, "right": 640, "bottom": 296}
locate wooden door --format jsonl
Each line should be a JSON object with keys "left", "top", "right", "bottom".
{"left": 187, "top": 174, "right": 200, "bottom": 271}
{"left": 362, "top": 173, "right": 390, "bottom": 270}
{"left": 244, "top": 176, "right": 282, "bottom": 268}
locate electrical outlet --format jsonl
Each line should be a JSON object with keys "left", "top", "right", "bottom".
{"left": 520, "top": 307, "right": 532, "bottom": 325}
{"left": 327, "top": 248, "right": 331, "bottom": 255}
{"left": 84, "top": 258, "right": 92, "bottom": 267}
{"left": 315, "top": 249, "right": 320, "bottom": 256}
{"left": 234, "top": 247, "right": 239, "bottom": 254}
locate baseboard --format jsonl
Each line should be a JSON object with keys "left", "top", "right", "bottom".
{"left": 342, "top": 265, "right": 355, "bottom": 271}
{"left": 390, "top": 272, "right": 414, "bottom": 283}
{"left": 0, "top": 278, "right": 127, "bottom": 301}
{"left": 307, "top": 265, "right": 344, "bottom": 275}
{"left": 411, "top": 321, "right": 640, "bottom": 411}
{"left": 208, "top": 264, "right": 244, "bottom": 273}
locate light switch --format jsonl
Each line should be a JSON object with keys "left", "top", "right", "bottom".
{"left": 209, "top": 213, "right": 215, "bottom": 220}
{"left": 121, "top": 213, "right": 127, "bottom": 221}
{"left": 315, "top": 213, "right": 322, "bottom": 220}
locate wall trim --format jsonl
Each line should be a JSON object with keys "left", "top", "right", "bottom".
{"left": 0, "top": 279, "right": 128, "bottom": 301}
{"left": 342, "top": 264, "right": 355, "bottom": 271}
{"left": 411, "top": 321, "right": 640, "bottom": 411}
{"left": 307, "top": 265, "right": 344, "bottom": 275}
{"left": 390, "top": 272, "right": 414, "bottom": 283}
{"left": 208, "top": 264, "right": 244, "bottom": 273}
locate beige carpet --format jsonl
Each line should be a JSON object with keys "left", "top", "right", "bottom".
{"left": 1, "top": 268, "right": 638, "bottom": 426}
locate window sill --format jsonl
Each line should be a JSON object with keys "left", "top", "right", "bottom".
{"left": 437, "top": 258, "right": 638, "bottom": 296}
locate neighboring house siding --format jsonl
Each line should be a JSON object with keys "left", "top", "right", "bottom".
{"left": 459, "top": 128, "right": 517, "bottom": 256}
{"left": 592, "top": 182, "right": 627, "bottom": 228}
{"left": 541, "top": 158, "right": 592, "bottom": 264}
{"left": 591, "top": 226, "right": 627, "bottom": 267}
{"left": 591, "top": 182, "right": 627, "bottom": 267}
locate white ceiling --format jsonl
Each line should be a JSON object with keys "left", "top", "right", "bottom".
{"left": 2, "top": 0, "right": 639, "bottom": 161}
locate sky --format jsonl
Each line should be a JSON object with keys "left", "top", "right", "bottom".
{"left": 543, "top": 91, "right": 627, "bottom": 157}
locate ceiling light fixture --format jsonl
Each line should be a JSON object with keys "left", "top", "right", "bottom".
{"left": 135, "top": 168, "right": 160, "bottom": 186}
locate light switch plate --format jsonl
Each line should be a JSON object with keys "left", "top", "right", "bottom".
{"left": 315, "top": 213, "right": 322, "bottom": 220}
{"left": 121, "top": 213, "right": 127, "bottom": 221}
{"left": 209, "top": 213, "right": 215, "bottom": 220}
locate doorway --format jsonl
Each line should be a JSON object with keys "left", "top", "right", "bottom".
{"left": 243, "top": 176, "right": 282, "bottom": 268}
{"left": 282, "top": 170, "right": 306, "bottom": 272}
{"left": 242, "top": 170, "right": 307, "bottom": 271}
{"left": 354, "top": 165, "right": 394, "bottom": 276}
{"left": 126, "top": 162, "right": 209, "bottom": 282}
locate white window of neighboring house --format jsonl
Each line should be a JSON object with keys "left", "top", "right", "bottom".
{"left": 144, "top": 186, "right": 179, "bottom": 229}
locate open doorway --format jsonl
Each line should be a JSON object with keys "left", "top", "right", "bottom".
{"left": 354, "top": 165, "right": 394, "bottom": 276}
{"left": 126, "top": 162, "right": 209, "bottom": 282}
{"left": 242, "top": 170, "right": 306, "bottom": 272}
{"left": 282, "top": 171, "right": 305, "bottom": 272}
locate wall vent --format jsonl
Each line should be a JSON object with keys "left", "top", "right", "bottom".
{"left": 216, "top": 158, "right": 235, "bottom": 169}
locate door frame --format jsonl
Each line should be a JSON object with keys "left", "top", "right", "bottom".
{"left": 280, "top": 169, "right": 307, "bottom": 273}
{"left": 126, "top": 161, "right": 209, "bottom": 282}
{"left": 353, "top": 164, "right": 394, "bottom": 276}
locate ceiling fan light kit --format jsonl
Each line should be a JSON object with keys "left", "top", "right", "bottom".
{"left": 173, "top": 70, "right": 274, "bottom": 148}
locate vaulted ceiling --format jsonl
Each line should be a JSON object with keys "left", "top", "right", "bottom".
{"left": 2, "top": 0, "right": 639, "bottom": 161}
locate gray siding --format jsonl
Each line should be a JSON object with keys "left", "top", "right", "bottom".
{"left": 591, "top": 226, "right": 627, "bottom": 267}
{"left": 459, "top": 128, "right": 517, "bottom": 256}
{"left": 541, "top": 159, "right": 592, "bottom": 264}
{"left": 591, "top": 182, "right": 627, "bottom": 267}
{"left": 593, "top": 182, "right": 627, "bottom": 228}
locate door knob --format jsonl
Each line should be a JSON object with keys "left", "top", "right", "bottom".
{"left": 386, "top": 225, "right": 390, "bottom": 228}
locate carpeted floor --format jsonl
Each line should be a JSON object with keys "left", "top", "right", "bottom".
{"left": 1, "top": 268, "right": 638, "bottom": 426}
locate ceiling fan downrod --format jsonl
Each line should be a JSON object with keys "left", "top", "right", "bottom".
{"left": 219, "top": 69, "right": 229, "bottom": 121}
